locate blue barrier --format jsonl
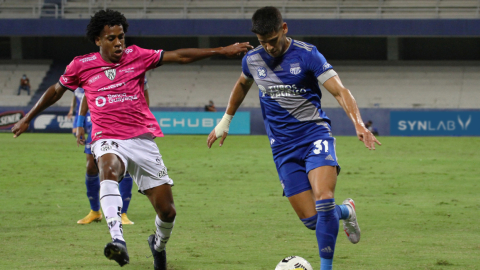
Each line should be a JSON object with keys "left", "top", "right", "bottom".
{"left": 390, "top": 111, "right": 480, "bottom": 136}
{"left": 2, "top": 106, "right": 479, "bottom": 136}
{"left": 1, "top": 19, "right": 480, "bottom": 36}
{"left": 152, "top": 111, "right": 250, "bottom": 135}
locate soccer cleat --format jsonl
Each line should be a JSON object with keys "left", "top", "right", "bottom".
{"left": 148, "top": 234, "right": 167, "bottom": 270}
{"left": 77, "top": 210, "right": 102, "bottom": 224}
{"left": 121, "top": 213, "right": 134, "bottom": 225}
{"left": 342, "top": 198, "right": 361, "bottom": 244}
{"left": 104, "top": 239, "right": 129, "bottom": 267}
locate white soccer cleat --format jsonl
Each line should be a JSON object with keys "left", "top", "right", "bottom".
{"left": 342, "top": 198, "right": 361, "bottom": 244}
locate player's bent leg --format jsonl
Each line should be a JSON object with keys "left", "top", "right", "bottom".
{"left": 145, "top": 184, "right": 176, "bottom": 270}
{"left": 308, "top": 166, "right": 339, "bottom": 270}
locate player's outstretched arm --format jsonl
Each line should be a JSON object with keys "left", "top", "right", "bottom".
{"left": 12, "top": 83, "right": 68, "bottom": 138}
{"left": 323, "top": 75, "right": 381, "bottom": 150}
{"left": 207, "top": 74, "right": 254, "bottom": 148}
{"left": 76, "top": 94, "right": 89, "bottom": 146}
{"left": 161, "top": 42, "right": 253, "bottom": 64}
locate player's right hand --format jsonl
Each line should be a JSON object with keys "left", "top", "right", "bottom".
{"left": 11, "top": 117, "right": 30, "bottom": 138}
{"left": 207, "top": 114, "right": 233, "bottom": 148}
{"left": 221, "top": 42, "right": 254, "bottom": 58}
{"left": 76, "top": 127, "right": 86, "bottom": 146}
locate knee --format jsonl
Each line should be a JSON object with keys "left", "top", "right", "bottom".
{"left": 86, "top": 160, "right": 98, "bottom": 176}
{"left": 157, "top": 204, "right": 176, "bottom": 222}
{"left": 314, "top": 191, "right": 334, "bottom": 201}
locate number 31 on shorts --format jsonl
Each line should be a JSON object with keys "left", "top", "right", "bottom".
{"left": 313, "top": 139, "right": 329, "bottom": 154}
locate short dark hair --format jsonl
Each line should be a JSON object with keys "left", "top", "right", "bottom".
{"left": 251, "top": 6, "right": 283, "bottom": 35}
{"left": 86, "top": 9, "right": 129, "bottom": 44}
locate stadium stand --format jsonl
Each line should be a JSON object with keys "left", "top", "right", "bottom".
{"left": 145, "top": 62, "right": 480, "bottom": 109}
{"left": 0, "top": 61, "right": 52, "bottom": 107}
{"left": 1, "top": 0, "right": 479, "bottom": 19}
{"left": 2, "top": 60, "right": 479, "bottom": 109}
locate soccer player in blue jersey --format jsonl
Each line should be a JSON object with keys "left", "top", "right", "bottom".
{"left": 207, "top": 6, "right": 381, "bottom": 270}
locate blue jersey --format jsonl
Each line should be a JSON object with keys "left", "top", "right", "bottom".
{"left": 242, "top": 39, "right": 337, "bottom": 148}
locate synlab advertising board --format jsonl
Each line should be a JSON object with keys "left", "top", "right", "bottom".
{"left": 390, "top": 111, "right": 480, "bottom": 136}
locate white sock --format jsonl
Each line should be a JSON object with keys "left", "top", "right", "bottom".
{"left": 154, "top": 215, "right": 175, "bottom": 251}
{"left": 100, "top": 180, "right": 124, "bottom": 242}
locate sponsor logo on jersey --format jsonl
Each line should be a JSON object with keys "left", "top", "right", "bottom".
{"left": 157, "top": 167, "right": 168, "bottom": 178}
{"left": 124, "top": 48, "right": 133, "bottom": 54}
{"left": 259, "top": 84, "right": 307, "bottom": 98}
{"left": 119, "top": 67, "right": 134, "bottom": 73}
{"left": 95, "top": 96, "right": 107, "bottom": 107}
{"left": 290, "top": 63, "right": 301, "bottom": 75}
{"left": 104, "top": 69, "right": 116, "bottom": 80}
{"left": 0, "top": 111, "right": 24, "bottom": 128}
{"left": 80, "top": 55, "right": 97, "bottom": 63}
{"left": 154, "top": 50, "right": 160, "bottom": 54}
{"left": 98, "top": 82, "right": 125, "bottom": 92}
{"left": 273, "top": 65, "right": 283, "bottom": 71}
{"left": 322, "top": 62, "right": 332, "bottom": 71}
{"left": 257, "top": 67, "right": 267, "bottom": 79}
{"left": 88, "top": 74, "right": 102, "bottom": 85}
{"left": 107, "top": 93, "right": 138, "bottom": 103}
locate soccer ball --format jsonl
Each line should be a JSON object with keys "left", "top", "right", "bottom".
{"left": 275, "top": 256, "right": 313, "bottom": 270}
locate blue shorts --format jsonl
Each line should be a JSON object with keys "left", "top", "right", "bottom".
{"left": 273, "top": 136, "right": 340, "bottom": 197}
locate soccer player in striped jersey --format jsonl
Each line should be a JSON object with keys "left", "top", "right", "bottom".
{"left": 208, "top": 6, "right": 380, "bottom": 270}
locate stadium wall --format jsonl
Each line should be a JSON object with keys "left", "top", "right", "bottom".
{"left": 2, "top": 107, "right": 479, "bottom": 136}
{"left": 1, "top": 19, "right": 480, "bottom": 36}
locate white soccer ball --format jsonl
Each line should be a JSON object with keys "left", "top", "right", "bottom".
{"left": 275, "top": 256, "right": 314, "bottom": 270}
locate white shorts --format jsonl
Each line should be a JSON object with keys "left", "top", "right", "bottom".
{"left": 91, "top": 133, "right": 173, "bottom": 194}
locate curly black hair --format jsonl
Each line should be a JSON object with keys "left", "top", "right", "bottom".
{"left": 86, "top": 9, "right": 129, "bottom": 44}
{"left": 251, "top": 6, "right": 283, "bottom": 35}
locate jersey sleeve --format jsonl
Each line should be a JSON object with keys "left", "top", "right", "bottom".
{"left": 135, "top": 45, "right": 163, "bottom": 71}
{"left": 241, "top": 55, "right": 254, "bottom": 80}
{"left": 307, "top": 47, "right": 337, "bottom": 84}
{"left": 59, "top": 60, "right": 80, "bottom": 91}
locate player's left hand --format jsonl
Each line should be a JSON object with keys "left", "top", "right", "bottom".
{"left": 76, "top": 127, "right": 86, "bottom": 146}
{"left": 11, "top": 117, "right": 30, "bottom": 138}
{"left": 221, "top": 42, "right": 254, "bottom": 58}
{"left": 356, "top": 125, "right": 381, "bottom": 150}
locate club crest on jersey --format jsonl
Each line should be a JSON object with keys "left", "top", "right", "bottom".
{"left": 290, "top": 63, "right": 301, "bottom": 75}
{"left": 104, "top": 69, "right": 116, "bottom": 80}
{"left": 257, "top": 67, "right": 267, "bottom": 79}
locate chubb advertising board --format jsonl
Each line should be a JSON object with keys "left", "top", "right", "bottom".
{"left": 390, "top": 111, "right": 480, "bottom": 136}
{"left": 152, "top": 112, "right": 250, "bottom": 135}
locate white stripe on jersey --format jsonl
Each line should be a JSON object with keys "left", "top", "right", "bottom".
{"left": 294, "top": 40, "right": 315, "bottom": 48}
{"left": 293, "top": 43, "right": 313, "bottom": 51}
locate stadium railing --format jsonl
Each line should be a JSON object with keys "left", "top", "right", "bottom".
{"left": 1, "top": 0, "right": 480, "bottom": 19}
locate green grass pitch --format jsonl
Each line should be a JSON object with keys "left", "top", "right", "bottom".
{"left": 0, "top": 133, "right": 479, "bottom": 270}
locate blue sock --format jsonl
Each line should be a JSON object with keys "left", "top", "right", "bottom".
{"left": 85, "top": 174, "right": 100, "bottom": 211}
{"left": 335, "top": 204, "right": 350, "bottom": 220}
{"left": 300, "top": 214, "right": 317, "bottom": 230}
{"left": 316, "top": 198, "right": 339, "bottom": 270}
{"left": 119, "top": 173, "right": 133, "bottom": 214}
